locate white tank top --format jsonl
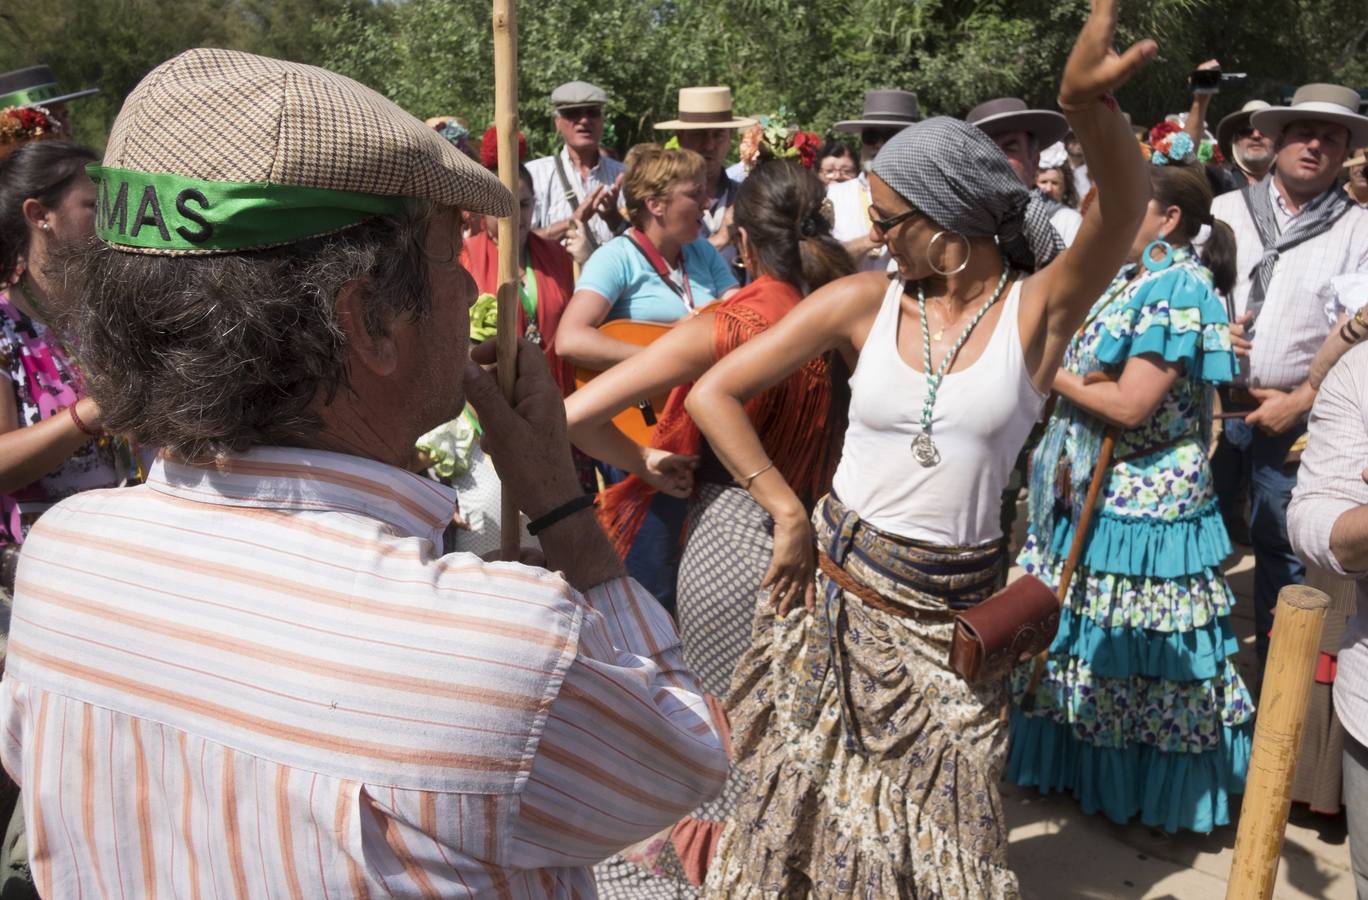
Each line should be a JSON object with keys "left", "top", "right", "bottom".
{"left": 831, "top": 276, "right": 1046, "bottom": 545}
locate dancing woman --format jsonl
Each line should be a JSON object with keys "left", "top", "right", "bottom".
{"left": 567, "top": 159, "right": 852, "bottom": 896}
{"left": 685, "top": 4, "right": 1156, "bottom": 895}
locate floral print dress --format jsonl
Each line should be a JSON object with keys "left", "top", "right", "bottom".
{"left": 1008, "top": 249, "right": 1255, "bottom": 834}
{"left": 0, "top": 292, "right": 130, "bottom": 545}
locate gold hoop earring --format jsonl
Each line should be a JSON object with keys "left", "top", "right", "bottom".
{"left": 926, "top": 230, "right": 969, "bottom": 276}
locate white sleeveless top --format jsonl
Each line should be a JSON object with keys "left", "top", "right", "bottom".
{"left": 830, "top": 276, "right": 1046, "bottom": 545}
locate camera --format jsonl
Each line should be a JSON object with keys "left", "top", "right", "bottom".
{"left": 1190, "top": 69, "right": 1222, "bottom": 93}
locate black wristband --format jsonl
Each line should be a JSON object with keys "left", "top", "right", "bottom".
{"left": 526, "top": 493, "right": 596, "bottom": 536}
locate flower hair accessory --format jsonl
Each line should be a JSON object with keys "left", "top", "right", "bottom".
{"left": 0, "top": 106, "right": 57, "bottom": 158}
{"left": 1150, "top": 130, "right": 1196, "bottom": 166}
{"left": 738, "top": 108, "right": 821, "bottom": 172}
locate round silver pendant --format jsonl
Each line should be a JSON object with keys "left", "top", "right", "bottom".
{"left": 911, "top": 433, "right": 940, "bottom": 467}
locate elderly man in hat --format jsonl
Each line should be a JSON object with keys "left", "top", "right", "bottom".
{"left": 0, "top": 49, "right": 726, "bottom": 896}
{"left": 827, "top": 88, "right": 920, "bottom": 272}
{"left": 527, "top": 79, "right": 627, "bottom": 255}
{"left": 655, "top": 85, "right": 755, "bottom": 264}
{"left": 0, "top": 65, "right": 98, "bottom": 138}
{"left": 1211, "top": 83, "right": 1368, "bottom": 673}
{"left": 1215, "top": 100, "right": 1276, "bottom": 192}
{"left": 966, "top": 97, "right": 1085, "bottom": 246}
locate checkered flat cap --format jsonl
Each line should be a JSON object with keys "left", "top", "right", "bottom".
{"left": 105, "top": 48, "right": 512, "bottom": 218}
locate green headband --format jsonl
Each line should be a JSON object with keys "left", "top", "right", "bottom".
{"left": 0, "top": 83, "right": 61, "bottom": 108}
{"left": 87, "top": 166, "right": 411, "bottom": 254}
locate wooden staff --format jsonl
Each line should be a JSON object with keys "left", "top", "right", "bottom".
{"left": 492, "top": 0, "right": 520, "bottom": 558}
{"left": 1226, "top": 584, "right": 1329, "bottom": 900}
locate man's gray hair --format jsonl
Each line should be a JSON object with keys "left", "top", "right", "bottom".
{"left": 60, "top": 209, "right": 434, "bottom": 464}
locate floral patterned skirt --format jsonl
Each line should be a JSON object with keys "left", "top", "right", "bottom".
{"left": 704, "top": 496, "right": 1020, "bottom": 899}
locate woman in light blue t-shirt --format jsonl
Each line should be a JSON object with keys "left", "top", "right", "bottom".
{"left": 557, "top": 144, "right": 739, "bottom": 372}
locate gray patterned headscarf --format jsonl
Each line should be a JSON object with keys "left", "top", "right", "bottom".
{"left": 871, "top": 116, "right": 1064, "bottom": 272}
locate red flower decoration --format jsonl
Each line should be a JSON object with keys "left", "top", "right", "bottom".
{"left": 788, "top": 131, "right": 820, "bottom": 169}
{"left": 480, "top": 125, "right": 528, "bottom": 171}
{"left": 1148, "top": 120, "right": 1181, "bottom": 146}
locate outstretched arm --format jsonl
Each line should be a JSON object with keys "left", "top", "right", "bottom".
{"left": 1019, "top": 0, "right": 1156, "bottom": 392}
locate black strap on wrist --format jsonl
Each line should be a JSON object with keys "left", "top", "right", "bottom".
{"left": 526, "top": 493, "right": 596, "bottom": 536}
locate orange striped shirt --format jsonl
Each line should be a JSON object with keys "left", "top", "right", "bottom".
{"left": 0, "top": 447, "right": 727, "bottom": 898}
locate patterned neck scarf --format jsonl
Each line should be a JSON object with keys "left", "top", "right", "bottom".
{"left": 871, "top": 117, "right": 1064, "bottom": 272}
{"left": 1240, "top": 175, "right": 1352, "bottom": 319}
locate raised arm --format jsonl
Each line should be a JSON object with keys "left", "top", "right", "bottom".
{"left": 1019, "top": 0, "right": 1156, "bottom": 391}
{"left": 685, "top": 272, "right": 883, "bottom": 613}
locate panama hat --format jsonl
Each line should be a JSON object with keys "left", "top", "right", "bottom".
{"left": 1216, "top": 100, "right": 1272, "bottom": 158}
{"left": 91, "top": 48, "right": 510, "bottom": 256}
{"left": 654, "top": 87, "right": 756, "bottom": 131}
{"left": 1250, "top": 84, "right": 1368, "bottom": 149}
{"left": 0, "top": 65, "right": 98, "bottom": 109}
{"left": 965, "top": 97, "right": 1068, "bottom": 149}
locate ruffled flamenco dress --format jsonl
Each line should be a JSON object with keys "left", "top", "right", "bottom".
{"left": 1008, "top": 250, "right": 1255, "bottom": 834}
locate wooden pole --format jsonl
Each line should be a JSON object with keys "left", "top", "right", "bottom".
{"left": 492, "top": 0, "right": 520, "bottom": 559}
{"left": 1226, "top": 584, "right": 1330, "bottom": 900}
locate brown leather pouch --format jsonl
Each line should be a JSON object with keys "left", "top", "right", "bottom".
{"left": 950, "top": 574, "right": 1060, "bottom": 682}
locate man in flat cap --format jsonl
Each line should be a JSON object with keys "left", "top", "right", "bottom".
{"left": 966, "top": 97, "right": 1084, "bottom": 246}
{"left": 1211, "top": 83, "right": 1368, "bottom": 675}
{"left": 527, "top": 80, "right": 626, "bottom": 256}
{"left": 0, "top": 49, "right": 724, "bottom": 896}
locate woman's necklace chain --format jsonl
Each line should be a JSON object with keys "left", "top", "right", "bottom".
{"left": 910, "top": 266, "right": 1011, "bottom": 467}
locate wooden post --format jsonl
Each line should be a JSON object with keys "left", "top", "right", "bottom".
{"left": 492, "top": 0, "right": 520, "bottom": 559}
{"left": 1226, "top": 584, "right": 1330, "bottom": 900}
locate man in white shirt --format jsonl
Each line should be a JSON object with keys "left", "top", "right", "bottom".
{"left": 655, "top": 86, "right": 756, "bottom": 267}
{"left": 1211, "top": 82, "right": 1368, "bottom": 669}
{"left": 966, "top": 96, "right": 1084, "bottom": 246}
{"left": 527, "top": 80, "right": 627, "bottom": 255}
{"left": 827, "top": 89, "right": 920, "bottom": 273}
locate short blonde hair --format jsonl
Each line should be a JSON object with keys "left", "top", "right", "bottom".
{"left": 622, "top": 143, "right": 706, "bottom": 227}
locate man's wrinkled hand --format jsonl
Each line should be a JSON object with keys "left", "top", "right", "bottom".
{"left": 1245, "top": 385, "right": 1313, "bottom": 436}
{"left": 463, "top": 339, "right": 583, "bottom": 521}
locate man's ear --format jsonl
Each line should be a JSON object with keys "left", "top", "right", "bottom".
{"left": 336, "top": 278, "right": 398, "bottom": 377}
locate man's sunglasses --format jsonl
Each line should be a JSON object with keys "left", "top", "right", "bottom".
{"left": 861, "top": 127, "right": 902, "bottom": 146}
{"left": 559, "top": 106, "right": 603, "bottom": 121}
{"left": 867, "top": 205, "right": 917, "bottom": 233}
{"left": 1235, "top": 126, "right": 1264, "bottom": 140}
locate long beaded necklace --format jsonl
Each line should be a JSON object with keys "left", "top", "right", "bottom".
{"left": 910, "top": 266, "right": 1012, "bottom": 467}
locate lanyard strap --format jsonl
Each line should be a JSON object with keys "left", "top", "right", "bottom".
{"left": 627, "top": 228, "right": 695, "bottom": 312}
{"left": 518, "top": 263, "right": 538, "bottom": 323}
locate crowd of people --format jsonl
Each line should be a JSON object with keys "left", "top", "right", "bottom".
{"left": 0, "top": 2, "right": 1366, "bottom": 897}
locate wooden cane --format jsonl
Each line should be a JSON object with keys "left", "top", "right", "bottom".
{"left": 1226, "top": 584, "right": 1330, "bottom": 900}
{"left": 492, "top": 0, "right": 520, "bottom": 559}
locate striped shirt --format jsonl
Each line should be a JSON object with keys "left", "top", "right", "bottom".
{"left": 1211, "top": 178, "right": 1368, "bottom": 390}
{"left": 1288, "top": 342, "right": 1368, "bottom": 748}
{"left": 0, "top": 447, "right": 727, "bottom": 898}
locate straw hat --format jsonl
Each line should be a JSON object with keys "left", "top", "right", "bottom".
{"left": 1250, "top": 84, "right": 1368, "bottom": 149}
{"left": 965, "top": 97, "right": 1068, "bottom": 149}
{"left": 91, "top": 48, "right": 510, "bottom": 256}
{"left": 654, "top": 87, "right": 756, "bottom": 131}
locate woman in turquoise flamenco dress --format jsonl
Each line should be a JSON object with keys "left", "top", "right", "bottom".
{"left": 1009, "top": 154, "right": 1255, "bottom": 833}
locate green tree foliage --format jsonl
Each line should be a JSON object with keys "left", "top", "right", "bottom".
{"left": 2, "top": 0, "right": 1364, "bottom": 155}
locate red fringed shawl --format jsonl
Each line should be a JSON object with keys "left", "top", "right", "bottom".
{"left": 461, "top": 231, "right": 576, "bottom": 395}
{"left": 598, "top": 275, "right": 838, "bottom": 560}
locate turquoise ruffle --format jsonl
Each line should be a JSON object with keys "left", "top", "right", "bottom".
{"left": 1049, "top": 607, "right": 1239, "bottom": 681}
{"left": 1093, "top": 263, "right": 1236, "bottom": 384}
{"left": 1008, "top": 709, "right": 1251, "bottom": 834}
{"left": 1044, "top": 502, "right": 1233, "bottom": 580}
{"left": 1020, "top": 536, "right": 1235, "bottom": 632}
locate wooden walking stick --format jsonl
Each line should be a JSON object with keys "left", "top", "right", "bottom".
{"left": 1226, "top": 585, "right": 1330, "bottom": 900}
{"left": 492, "top": 0, "right": 520, "bottom": 559}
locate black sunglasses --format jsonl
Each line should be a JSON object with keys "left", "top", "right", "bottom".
{"left": 1235, "top": 126, "right": 1262, "bottom": 139}
{"left": 867, "top": 205, "right": 917, "bottom": 233}
{"left": 559, "top": 106, "right": 603, "bottom": 121}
